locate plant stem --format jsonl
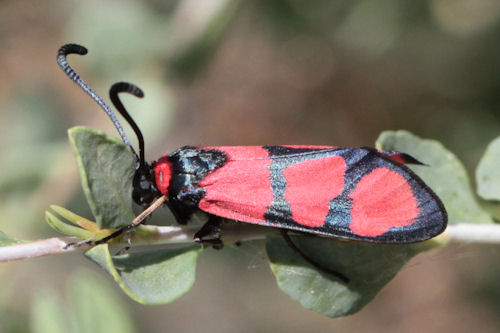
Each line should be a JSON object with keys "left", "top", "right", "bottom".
{"left": 443, "top": 223, "right": 500, "bottom": 243}
{"left": 0, "top": 223, "right": 499, "bottom": 263}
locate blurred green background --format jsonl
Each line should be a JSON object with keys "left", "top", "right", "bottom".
{"left": 1, "top": 0, "right": 500, "bottom": 332}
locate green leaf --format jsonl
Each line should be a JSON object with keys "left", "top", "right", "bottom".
{"left": 476, "top": 136, "right": 500, "bottom": 201}
{"left": 45, "top": 206, "right": 117, "bottom": 240}
{"left": 49, "top": 205, "right": 99, "bottom": 230}
{"left": 0, "top": 230, "right": 21, "bottom": 246}
{"left": 30, "top": 271, "right": 136, "bottom": 333}
{"left": 30, "top": 292, "right": 69, "bottom": 333}
{"left": 68, "top": 126, "right": 135, "bottom": 229}
{"left": 68, "top": 271, "right": 136, "bottom": 333}
{"left": 85, "top": 244, "right": 202, "bottom": 305}
{"left": 266, "top": 236, "right": 431, "bottom": 317}
{"left": 376, "top": 130, "right": 493, "bottom": 224}
{"left": 45, "top": 211, "right": 96, "bottom": 240}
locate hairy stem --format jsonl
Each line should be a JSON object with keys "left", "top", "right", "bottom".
{"left": 0, "top": 223, "right": 498, "bottom": 263}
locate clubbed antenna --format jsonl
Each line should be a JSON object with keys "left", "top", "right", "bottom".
{"left": 57, "top": 44, "right": 135, "bottom": 154}
{"left": 109, "top": 82, "right": 145, "bottom": 167}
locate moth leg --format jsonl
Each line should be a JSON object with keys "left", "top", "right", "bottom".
{"left": 167, "top": 202, "right": 191, "bottom": 225}
{"left": 194, "top": 215, "right": 224, "bottom": 250}
{"left": 280, "top": 230, "right": 349, "bottom": 283}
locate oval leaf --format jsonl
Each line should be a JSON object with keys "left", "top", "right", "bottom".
{"left": 31, "top": 271, "right": 136, "bottom": 333}
{"left": 30, "top": 292, "right": 69, "bottom": 333}
{"left": 376, "top": 130, "right": 492, "bottom": 224}
{"left": 68, "top": 126, "right": 135, "bottom": 229}
{"left": 266, "top": 236, "right": 430, "bottom": 317}
{"left": 68, "top": 271, "right": 136, "bottom": 333}
{"left": 476, "top": 136, "right": 500, "bottom": 201}
{"left": 85, "top": 244, "right": 202, "bottom": 305}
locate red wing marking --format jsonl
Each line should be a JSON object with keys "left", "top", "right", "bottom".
{"left": 198, "top": 146, "right": 273, "bottom": 223}
{"left": 348, "top": 167, "right": 419, "bottom": 237}
{"left": 283, "top": 155, "right": 346, "bottom": 227}
{"left": 380, "top": 151, "right": 407, "bottom": 164}
{"left": 379, "top": 150, "right": 424, "bottom": 165}
{"left": 281, "top": 145, "right": 335, "bottom": 149}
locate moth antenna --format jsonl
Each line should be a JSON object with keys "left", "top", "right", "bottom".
{"left": 57, "top": 43, "right": 134, "bottom": 152}
{"left": 109, "top": 82, "right": 145, "bottom": 167}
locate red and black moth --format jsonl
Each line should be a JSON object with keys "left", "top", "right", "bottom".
{"left": 57, "top": 44, "right": 447, "bottom": 282}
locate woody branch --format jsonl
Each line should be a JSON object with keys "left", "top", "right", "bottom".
{"left": 0, "top": 223, "right": 499, "bottom": 263}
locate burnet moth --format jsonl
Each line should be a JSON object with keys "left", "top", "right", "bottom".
{"left": 57, "top": 44, "right": 447, "bottom": 282}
